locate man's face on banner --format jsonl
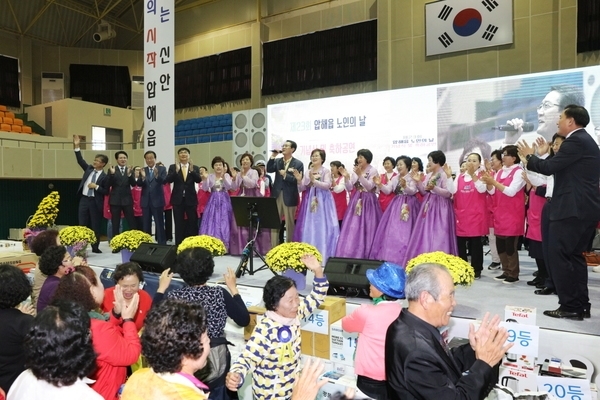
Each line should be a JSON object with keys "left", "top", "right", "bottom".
{"left": 537, "top": 90, "right": 562, "bottom": 141}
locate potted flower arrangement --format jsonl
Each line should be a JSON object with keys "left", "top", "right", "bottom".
{"left": 109, "top": 230, "right": 154, "bottom": 263}
{"left": 405, "top": 251, "right": 475, "bottom": 286}
{"left": 58, "top": 226, "right": 97, "bottom": 258}
{"left": 265, "top": 242, "right": 322, "bottom": 290}
{"left": 177, "top": 235, "right": 226, "bottom": 256}
{"left": 23, "top": 191, "right": 60, "bottom": 250}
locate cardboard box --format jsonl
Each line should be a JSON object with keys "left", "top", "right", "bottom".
{"left": 244, "top": 305, "right": 266, "bottom": 341}
{"left": 8, "top": 228, "right": 25, "bottom": 241}
{"left": 0, "top": 240, "right": 22, "bottom": 252}
{"left": 0, "top": 251, "right": 38, "bottom": 269}
{"left": 301, "top": 297, "right": 346, "bottom": 358}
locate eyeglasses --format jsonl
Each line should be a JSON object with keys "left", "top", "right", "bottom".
{"left": 537, "top": 101, "right": 560, "bottom": 111}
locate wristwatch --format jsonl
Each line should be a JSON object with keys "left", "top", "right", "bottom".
{"left": 525, "top": 154, "right": 533, "bottom": 161}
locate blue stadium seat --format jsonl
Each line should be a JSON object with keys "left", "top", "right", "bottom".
{"left": 197, "top": 122, "right": 205, "bottom": 129}
{"left": 207, "top": 127, "right": 215, "bottom": 134}
{"left": 224, "top": 133, "right": 233, "bottom": 141}
{"left": 199, "top": 128, "right": 208, "bottom": 135}
{"left": 187, "top": 137, "right": 198, "bottom": 144}
{"left": 219, "top": 119, "right": 229, "bottom": 127}
{"left": 175, "top": 138, "right": 185, "bottom": 145}
{"left": 199, "top": 135, "right": 210, "bottom": 143}
{"left": 211, "top": 134, "right": 223, "bottom": 142}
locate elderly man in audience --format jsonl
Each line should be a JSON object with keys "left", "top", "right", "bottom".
{"left": 385, "top": 263, "right": 512, "bottom": 400}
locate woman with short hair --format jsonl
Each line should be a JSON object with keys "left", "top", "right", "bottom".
{"left": 52, "top": 265, "right": 141, "bottom": 400}
{"left": 37, "top": 245, "right": 74, "bottom": 312}
{"left": 121, "top": 299, "right": 211, "bottom": 399}
{"left": 101, "top": 262, "right": 153, "bottom": 331}
{"left": 0, "top": 264, "right": 35, "bottom": 394}
{"left": 7, "top": 300, "right": 101, "bottom": 399}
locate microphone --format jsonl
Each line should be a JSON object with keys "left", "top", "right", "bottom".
{"left": 492, "top": 122, "right": 535, "bottom": 132}
{"left": 235, "top": 246, "right": 251, "bottom": 278}
{"left": 271, "top": 150, "right": 282, "bottom": 154}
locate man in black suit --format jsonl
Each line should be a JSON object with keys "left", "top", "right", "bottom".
{"left": 73, "top": 135, "right": 108, "bottom": 254}
{"left": 166, "top": 147, "right": 201, "bottom": 245}
{"left": 518, "top": 104, "right": 600, "bottom": 320}
{"left": 138, "top": 151, "right": 167, "bottom": 244}
{"left": 267, "top": 140, "right": 303, "bottom": 247}
{"left": 105, "top": 151, "right": 137, "bottom": 240}
{"left": 385, "top": 263, "right": 511, "bottom": 400}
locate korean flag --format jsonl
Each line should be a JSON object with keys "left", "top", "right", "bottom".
{"left": 425, "top": 0, "right": 513, "bottom": 57}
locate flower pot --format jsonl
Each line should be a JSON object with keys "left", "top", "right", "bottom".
{"left": 121, "top": 249, "right": 134, "bottom": 263}
{"left": 282, "top": 268, "right": 307, "bottom": 290}
{"left": 66, "top": 242, "right": 89, "bottom": 259}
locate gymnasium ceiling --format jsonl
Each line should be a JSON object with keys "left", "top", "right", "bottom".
{"left": 0, "top": 0, "right": 220, "bottom": 51}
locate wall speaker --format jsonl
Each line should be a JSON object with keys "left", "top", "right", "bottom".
{"left": 232, "top": 108, "right": 268, "bottom": 166}
{"left": 324, "top": 257, "right": 384, "bottom": 299}
{"left": 130, "top": 243, "right": 177, "bottom": 273}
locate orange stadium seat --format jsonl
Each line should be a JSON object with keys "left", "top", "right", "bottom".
{"left": 3, "top": 117, "right": 13, "bottom": 125}
{"left": 21, "top": 125, "right": 32, "bottom": 133}
{"left": 0, "top": 111, "right": 4, "bottom": 118}
{"left": 11, "top": 125, "right": 22, "bottom": 133}
{"left": 0, "top": 105, "right": 6, "bottom": 111}
{"left": 13, "top": 118, "right": 23, "bottom": 125}
{"left": 4, "top": 111, "right": 15, "bottom": 119}
{"left": 1, "top": 123, "right": 10, "bottom": 132}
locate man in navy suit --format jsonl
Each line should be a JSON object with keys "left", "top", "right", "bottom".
{"left": 137, "top": 151, "right": 167, "bottom": 244}
{"left": 73, "top": 135, "right": 108, "bottom": 254}
{"left": 385, "top": 264, "right": 511, "bottom": 400}
{"left": 106, "top": 151, "right": 137, "bottom": 238}
{"left": 166, "top": 147, "right": 202, "bottom": 245}
{"left": 519, "top": 105, "right": 600, "bottom": 320}
{"left": 267, "top": 140, "right": 303, "bottom": 247}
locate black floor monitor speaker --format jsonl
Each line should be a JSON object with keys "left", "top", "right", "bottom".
{"left": 324, "top": 257, "right": 384, "bottom": 299}
{"left": 130, "top": 243, "right": 177, "bottom": 273}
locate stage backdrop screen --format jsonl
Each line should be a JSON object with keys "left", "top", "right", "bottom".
{"left": 268, "top": 65, "right": 600, "bottom": 173}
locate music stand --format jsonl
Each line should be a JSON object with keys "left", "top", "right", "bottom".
{"left": 230, "top": 196, "right": 281, "bottom": 277}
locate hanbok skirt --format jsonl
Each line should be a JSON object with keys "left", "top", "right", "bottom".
{"left": 294, "top": 188, "right": 340, "bottom": 266}
{"left": 368, "top": 194, "right": 420, "bottom": 266}
{"left": 404, "top": 192, "right": 458, "bottom": 262}
{"left": 335, "top": 191, "right": 382, "bottom": 259}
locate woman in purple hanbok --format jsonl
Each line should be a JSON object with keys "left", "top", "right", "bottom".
{"left": 404, "top": 150, "right": 458, "bottom": 262}
{"left": 369, "top": 156, "right": 420, "bottom": 265}
{"left": 335, "top": 149, "right": 382, "bottom": 259}
{"left": 293, "top": 149, "right": 340, "bottom": 266}
{"left": 199, "top": 156, "right": 237, "bottom": 252}
{"left": 229, "top": 153, "right": 272, "bottom": 256}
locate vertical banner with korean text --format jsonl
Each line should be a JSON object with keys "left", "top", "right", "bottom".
{"left": 144, "top": 0, "right": 174, "bottom": 164}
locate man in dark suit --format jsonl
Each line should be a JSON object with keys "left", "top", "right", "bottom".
{"left": 138, "top": 151, "right": 167, "bottom": 244}
{"left": 105, "top": 151, "right": 137, "bottom": 240}
{"left": 385, "top": 263, "right": 510, "bottom": 400}
{"left": 267, "top": 140, "right": 303, "bottom": 247}
{"left": 73, "top": 135, "right": 108, "bottom": 254}
{"left": 518, "top": 104, "right": 600, "bottom": 320}
{"left": 165, "top": 147, "right": 201, "bottom": 245}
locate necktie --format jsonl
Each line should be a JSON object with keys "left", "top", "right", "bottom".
{"left": 87, "top": 171, "right": 97, "bottom": 197}
{"left": 182, "top": 165, "right": 188, "bottom": 181}
{"left": 120, "top": 167, "right": 125, "bottom": 175}
{"left": 148, "top": 168, "right": 153, "bottom": 181}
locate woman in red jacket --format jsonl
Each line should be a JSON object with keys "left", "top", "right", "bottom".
{"left": 52, "top": 265, "right": 141, "bottom": 400}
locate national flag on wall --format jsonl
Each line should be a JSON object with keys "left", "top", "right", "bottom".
{"left": 425, "top": 0, "right": 513, "bottom": 56}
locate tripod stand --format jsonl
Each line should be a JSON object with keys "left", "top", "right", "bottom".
{"left": 230, "top": 196, "right": 280, "bottom": 277}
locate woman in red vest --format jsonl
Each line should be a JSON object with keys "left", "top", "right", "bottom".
{"left": 377, "top": 156, "right": 397, "bottom": 212}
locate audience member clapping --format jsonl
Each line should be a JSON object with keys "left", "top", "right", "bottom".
{"left": 36, "top": 245, "right": 74, "bottom": 312}
{"left": 52, "top": 265, "right": 141, "bottom": 400}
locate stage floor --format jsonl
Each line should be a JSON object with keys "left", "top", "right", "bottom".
{"left": 88, "top": 241, "right": 600, "bottom": 337}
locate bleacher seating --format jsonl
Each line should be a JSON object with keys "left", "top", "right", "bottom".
{"left": 0, "top": 105, "right": 35, "bottom": 134}
{"left": 173, "top": 113, "right": 233, "bottom": 145}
